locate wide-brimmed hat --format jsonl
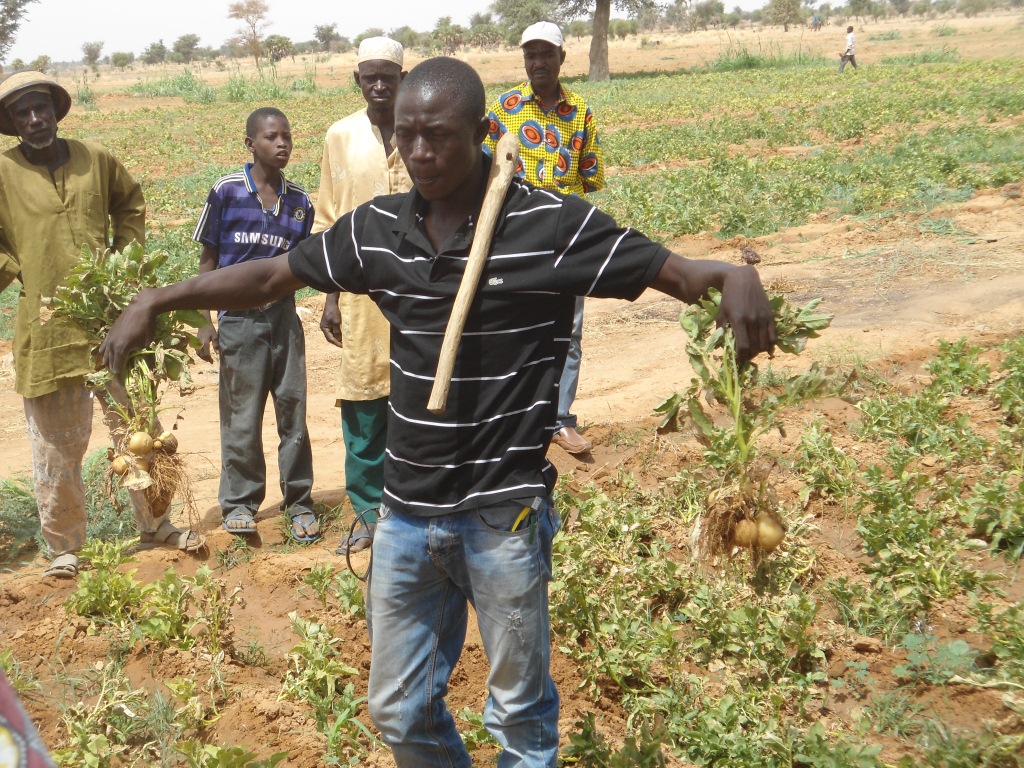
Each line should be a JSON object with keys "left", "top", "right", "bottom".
{"left": 0, "top": 71, "right": 72, "bottom": 136}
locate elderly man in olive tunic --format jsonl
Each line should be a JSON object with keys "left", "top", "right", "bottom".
{"left": 0, "top": 71, "right": 204, "bottom": 580}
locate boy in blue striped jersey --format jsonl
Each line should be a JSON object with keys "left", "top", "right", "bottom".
{"left": 193, "top": 107, "right": 319, "bottom": 542}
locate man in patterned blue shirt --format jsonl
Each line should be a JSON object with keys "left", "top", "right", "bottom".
{"left": 193, "top": 107, "right": 319, "bottom": 543}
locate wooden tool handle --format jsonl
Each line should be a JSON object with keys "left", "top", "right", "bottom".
{"left": 427, "top": 132, "right": 520, "bottom": 414}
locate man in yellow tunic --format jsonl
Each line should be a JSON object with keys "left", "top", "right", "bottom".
{"left": 0, "top": 72, "right": 204, "bottom": 579}
{"left": 314, "top": 38, "right": 412, "bottom": 555}
{"left": 483, "top": 21, "right": 605, "bottom": 456}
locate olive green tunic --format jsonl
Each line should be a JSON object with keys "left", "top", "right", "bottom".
{"left": 0, "top": 138, "right": 145, "bottom": 397}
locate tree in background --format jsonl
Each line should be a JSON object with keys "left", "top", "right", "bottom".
{"left": 81, "top": 40, "right": 103, "bottom": 68}
{"left": 556, "top": 0, "right": 655, "bottom": 81}
{"left": 262, "top": 33, "right": 292, "bottom": 61}
{"left": 957, "top": 0, "right": 991, "bottom": 15}
{"left": 389, "top": 26, "right": 422, "bottom": 50}
{"left": 110, "top": 51, "right": 134, "bottom": 70}
{"left": 568, "top": 18, "right": 592, "bottom": 38}
{"left": 228, "top": 0, "right": 269, "bottom": 65}
{"left": 490, "top": 0, "right": 563, "bottom": 45}
{"left": 353, "top": 28, "right": 385, "bottom": 47}
{"left": 431, "top": 16, "right": 467, "bottom": 54}
{"left": 0, "top": 0, "right": 35, "bottom": 65}
{"left": 693, "top": 0, "right": 726, "bottom": 29}
{"left": 28, "top": 52, "right": 47, "bottom": 72}
{"left": 172, "top": 33, "right": 201, "bottom": 63}
{"left": 767, "top": 0, "right": 803, "bottom": 30}
{"left": 141, "top": 39, "right": 168, "bottom": 65}
{"left": 313, "top": 23, "right": 339, "bottom": 51}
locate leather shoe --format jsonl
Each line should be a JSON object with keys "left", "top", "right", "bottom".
{"left": 552, "top": 425, "right": 593, "bottom": 454}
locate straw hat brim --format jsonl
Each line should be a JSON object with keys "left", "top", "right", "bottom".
{"left": 0, "top": 71, "right": 72, "bottom": 137}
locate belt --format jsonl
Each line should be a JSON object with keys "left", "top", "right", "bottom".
{"left": 224, "top": 296, "right": 290, "bottom": 316}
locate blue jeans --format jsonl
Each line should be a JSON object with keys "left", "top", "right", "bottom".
{"left": 556, "top": 297, "right": 584, "bottom": 429}
{"left": 367, "top": 499, "right": 562, "bottom": 767}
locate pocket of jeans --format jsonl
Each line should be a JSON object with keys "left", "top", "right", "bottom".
{"left": 377, "top": 505, "right": 393, "bottom": 523}
{"left": 477, "top": 504, "right": 533, "bottom": 535}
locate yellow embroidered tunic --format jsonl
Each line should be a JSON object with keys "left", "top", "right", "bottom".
{"left": 312, "top": 109, "right": 412, "bottom": 403}
{"left": 0, "top": 138, "right": 145, "bottom": 397}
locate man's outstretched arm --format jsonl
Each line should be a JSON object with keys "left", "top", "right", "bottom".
{"left": 99, "top": 253, "right": 307, "bottom": 375}
{"left": 649, "top": 253, "right": 778, "bottom": 366}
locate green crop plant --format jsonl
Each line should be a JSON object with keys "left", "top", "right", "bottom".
{"left": 139, "top": 568, "right": 197, "bottom": 649}
{"left": 561, "top": 712, "right": 670, "bottom": 766}
{"left": 456, "top": 707, "right": 498, "bottom": 752}
{"left": 964, "top": 469, "right": 1024, "bottom": 560}
{"left": 53, "top": 661, "right": 154, "bottom": 767}
{"left": 924, "top": 338, "right": 990, "bottom": 396}
{"left": 827, "top": 577, "right": 915, "bottom": 645}
{"left": 970, "top": 600, "right": 1024, "bottom": 685}
{"left": 0, "top": 650, "right": 41, "bottom": 695}
{"left": 551, "top": 483, "right": 687, "bottom": 699}
{"left": 281, "top": 612, "right": 373, "bottom": 759}
{"left": 67, "top": 538, "right": 149, "bottom": 625}
{"left": 893, "top": 634, "right": 978, "bottom": 686}
{"left": 795, "top": 419, "right": 858, "bottom": 506}
{"left": 188, "top": 566, "right": 242, "bottom": 655}
{"left": 175, "top": 742, "right": 288, "bottom": 768}
{"left": 655, "top": 291, "right": 833, "bottom": 560}
{"left": 853, "top": 458, "right": 998, "bottom": 621}
{"left": 330, "top": 568, "right": 366, "bottom": 618}
{"left": 992, "top": 336, "right": 1024, "bottom": 423}
{"left": 0, "top": 475, "right": 43, "bottom": 562}
{"left": 302, "top": 563, "right": 336, "bottom": 608}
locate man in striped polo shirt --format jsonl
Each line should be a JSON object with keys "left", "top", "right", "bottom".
{"left": 193, "top": 107, "right": 319, "bottom": 542}
{"left": 102, "top": 58, "right": 778, "bottom": 767}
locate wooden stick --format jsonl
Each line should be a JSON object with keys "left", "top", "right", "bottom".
{"left": 427, "top": 132, "right": 520, "bottom": 414}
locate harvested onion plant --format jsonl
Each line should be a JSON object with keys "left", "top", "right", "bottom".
{"left": 656, "top": 290, "right": 834, "bottom": 563}
{"left": 44, "top": 242, "right": 206, "bottom": 522}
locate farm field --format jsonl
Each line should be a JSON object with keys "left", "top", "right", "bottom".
{"left": 1, "top": 12, "right": 1024, "bottom": 767}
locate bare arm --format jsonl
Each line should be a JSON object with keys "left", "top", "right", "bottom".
{"left": 99, "top": 253, "right": 306, "bottom": 375}
{"left": 319, "top": 292, "right": 343, "bottom": 348}
{"left": 195, "top": 245, "right": 219, "bottom": 362}
{"left": 650, "top": 253, "right": 777, "bottom": 366}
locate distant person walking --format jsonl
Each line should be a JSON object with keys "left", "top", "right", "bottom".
{"left": 839, "top": 25, "right": 857, "bottom": 72}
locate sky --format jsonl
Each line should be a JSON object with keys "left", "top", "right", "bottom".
{"left": 8, "top": 0, "right": 767, "bottom": 64}
{"left": 8, "top": 0, "right": 490, "bottom": 62}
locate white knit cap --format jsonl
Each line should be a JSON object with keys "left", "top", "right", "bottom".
{"left": 520, "top": 21, "right": 563, "bottom": 48}
{"left": 357, "top": 37, "right": 404, "bottom": 67}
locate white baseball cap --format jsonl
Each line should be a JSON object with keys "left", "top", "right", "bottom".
{"left": 520, "top": 21, "right": 563, "bottom": 48}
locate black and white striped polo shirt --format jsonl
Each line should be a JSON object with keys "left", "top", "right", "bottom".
{"left": 289, "top": 175, "right": 670, "bottom": 516}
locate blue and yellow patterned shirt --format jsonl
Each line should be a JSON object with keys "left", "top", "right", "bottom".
{"left": 483, "top": 81, "right": 604, "bottom": 196}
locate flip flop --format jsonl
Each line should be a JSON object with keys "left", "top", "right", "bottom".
{"left": 336, "top": 520, "right": 376, "bottom": 556}
{"left": 222, "top": 510, "right": 258, "bottom": 535}
{"left": 139, "top": 518, "right": 206, "bottom": 551}
{"left": 43, "top": 552, "right": 79, "bottom": 580}
{"left": 289, "top": 511, "right": 322, "bottom": 544}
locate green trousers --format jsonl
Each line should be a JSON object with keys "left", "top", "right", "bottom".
{"left": 341, "top": 397, "right": 388, "bottom": 524}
